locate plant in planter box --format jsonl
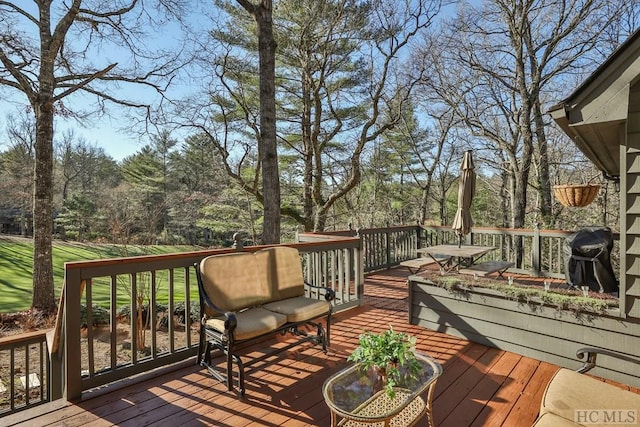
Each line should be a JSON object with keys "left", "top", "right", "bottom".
{"left": 348, "top": 326, "right": 420, "bottom": 398}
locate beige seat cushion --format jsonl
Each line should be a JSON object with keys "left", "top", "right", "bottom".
{"left": 205, "top": 307, "right": 287, "bottom": 341}
{"left": 532, "top": 412, "right": 580, "bottom": 427}
{"left": 263, "top": 297, "right": 330, "bottom": 323}
{"left": 540, "top": 368, "right": 640, "bottom": 427}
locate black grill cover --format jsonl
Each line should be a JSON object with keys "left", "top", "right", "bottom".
{"left": 563, "top": 227, "right": 618, "bottom": 294}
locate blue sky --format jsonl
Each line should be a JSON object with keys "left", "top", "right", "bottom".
{"left": 1, "top": 91, "right": 157, "bottom": 162}
{"left": 0, "top": 0, "right": 460, "bottom": 162}
{"left": 0, "top": 2, "right": 202, "bottom": 162}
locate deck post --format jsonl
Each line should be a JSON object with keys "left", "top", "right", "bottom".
{"left": 532, "top": 224, "right": 542, "bottom": 277}
{"left": 385, "top": 224, "right": 391, "bottom": 271}
{"left": 63, "top": 268, "right": 83, "bottom": 401}
{"left": 356, "top": 229, "right": 365, "bottom": 305}
{"left": 47, "top": 330, "right": 64, "bottom": 400}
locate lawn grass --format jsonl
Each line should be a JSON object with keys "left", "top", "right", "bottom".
{"left": 0, "top": 236, "right": 205, "bottom": 313}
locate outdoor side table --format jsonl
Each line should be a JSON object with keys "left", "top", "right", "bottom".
{"left": 322, "top": 352, "right": 442, "bottom": 427}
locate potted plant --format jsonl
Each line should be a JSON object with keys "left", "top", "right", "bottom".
{"left": 348, "top": 326, "right": 421, "bottom": 398}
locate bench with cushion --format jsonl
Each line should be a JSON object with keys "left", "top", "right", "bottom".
{"left": 533, "top": 347, "right": 640, "bottom": 426}
{"left": 195, "top": 246, "right": 334, "bottom": 396}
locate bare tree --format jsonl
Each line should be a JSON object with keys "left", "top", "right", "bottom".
{"left": 1, "top": 112, "right": 35, "bottom": 236}
{"left": 383, "top": 106, "right": 460, "bottom": 225}
{"left": 0, "top": 1, "right": 185, "bottom": 312}
{"left": 55, "top": 130, "right": 112, "bottom": 200}
{"left": 422, "top": 0, "right": 628, "bottom": 231}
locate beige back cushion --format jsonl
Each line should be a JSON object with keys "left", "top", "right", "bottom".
{"left": 257, "top": 246, "right": 305, "bottom": 300}
{"left": 199, "top": 252, "right": 270, "bottom": 313}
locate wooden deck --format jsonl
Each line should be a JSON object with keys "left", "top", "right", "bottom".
{"left": 5, "top": 267, "right": 564, "bottom": 426}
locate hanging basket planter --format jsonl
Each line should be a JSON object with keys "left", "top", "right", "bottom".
{"left": 553, "top": 184, "right": 600, "bottom": 207}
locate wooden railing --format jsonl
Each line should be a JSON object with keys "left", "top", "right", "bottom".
{"left": 0, "top": 330, "right": 50, "bottom": 416}
{"left": 421, "top": 225, "right": 620, "bottom": 279}
{"left": 56, "top": 236, "right": 362, "bottom": 401}
{"left": 0, "top": 224, "right": 621, "bottom": 415}
{"left": 308, "top": 225, "right": 421, "bottom": 272}
{"left": 359, "top": 225, "right": 420, "bottom": 272}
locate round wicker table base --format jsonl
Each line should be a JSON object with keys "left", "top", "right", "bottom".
{"left": 334, "top": 390, "right": 432, "bottom": 427}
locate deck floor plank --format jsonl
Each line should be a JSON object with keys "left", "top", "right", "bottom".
{"left": 499, "top": 361, "right": 560, "bottom": 426}
{"left": 432, "top": 346, "right": 504, "bottom": 426}
{"left": 470, "top": 355, "right": 542, "bottom": 427}
{"left": 3, "top": 266, "right": 594, "bottom": 427}
{"left": 439, "top": 351, "right": 523, "bottom": 427}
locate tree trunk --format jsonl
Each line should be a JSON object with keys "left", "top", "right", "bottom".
{"left": 32, "top": 100, "right": 56, "bottom": 312}
{"left": 534, "top": 99, "right": 553, "bottom": 228}
{"left": 500, "top": 163, "right": 510, "bottom": 228}
{"left": 419, "top": 187, "right": 429, "bottom": 224}
{"left": 301, "top": 76, "right": 314, "bottom": 231}
{"left": 256, "top": 3, "right": 281, "bottom": 244}
{"left": 511, "top": 152, "right": 532, "bottom": 268}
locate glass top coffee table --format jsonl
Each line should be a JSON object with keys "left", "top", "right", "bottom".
{"left": 322, "top": 352, "right": 442, "bottom": 427}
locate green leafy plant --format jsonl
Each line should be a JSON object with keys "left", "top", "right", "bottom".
{"left": 348, "top": 326, "right": 420, "bottom": 398}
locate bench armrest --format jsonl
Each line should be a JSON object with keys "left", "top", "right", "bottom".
{"left": 223, "top": 312, "right": 237, "bottom": 332}
{"left": 576, "top": 347, "right": 640, "bottom": 374}
{"left": 304, "top": 281, "right": 336, "bottom": 302}
{"left": 200, "top": 296, "right": 237, "bottom": 333}
{"left": 194, "top": 261, "right": 238, "bottom": 332}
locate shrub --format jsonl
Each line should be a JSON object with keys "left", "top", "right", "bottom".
{"left": 80, "top": 304, "right": 110, "bottom": 327}
{"left": 173, "top": 302, "right": 199, "bottom": 325}
{"left": 116, "top": 303, "right": 168, "bottom": 323}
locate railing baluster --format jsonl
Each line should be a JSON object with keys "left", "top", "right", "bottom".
{"left": 330, "top": 249, "right": 337, "bottom": 292}
{"left": 184, "top": 267, "right": 191, "bottom": 348}
{"left": 168, "top": 269, "right": 175, "bottom": 353}
{"left": 86, "top": 279, "right": 95, "bottom": 376}
{"left": 338, "top": 249, "right": 345, "bottom": 302}
{"left": 10, "top": 348, "right": 14, "bottom": 411}
{"left": 24, "top": 344, "right": 29, "bottom": 406}
{"left": 110, "top": 275, "right": 117, "bottom": 370}
{"left": 131, "top": 273, "right": 137, "bottom": 366}
{"left": 151, "top": 271, "right": 157, "bottom": 358}
{"left": 41, "top": 340, "right": 47, "bottom": 402}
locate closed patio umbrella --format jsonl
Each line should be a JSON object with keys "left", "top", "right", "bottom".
{"left": 452, "top": 150, "right": 476, "bottom": 247}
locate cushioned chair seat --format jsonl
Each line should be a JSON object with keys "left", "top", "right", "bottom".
{"left": 263, "top": 297, "right": 330, "bottom": 323}
{"left": 205, "top": 307, "right": 287, "bottom": 341}
{"left": 540, "top": 368, "right": 640, "bottom": 427}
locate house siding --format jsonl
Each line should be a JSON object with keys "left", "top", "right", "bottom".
{"left": 626, "top": 81, "right": 640, "bottom": 317}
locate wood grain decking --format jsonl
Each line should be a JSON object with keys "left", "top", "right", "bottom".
{"left": 2, "top": 267, "right": 587, "bottom": 426}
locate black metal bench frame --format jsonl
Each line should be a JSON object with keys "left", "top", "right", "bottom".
{"left": 195, "top": 262, "right": 334, "bottom": 396}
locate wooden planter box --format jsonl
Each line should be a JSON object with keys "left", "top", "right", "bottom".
{"left": 408, "top": 275, "right": 640, "bottom": 387}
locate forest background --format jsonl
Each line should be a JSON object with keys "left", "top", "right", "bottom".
{"left": 1, "top": 0, "right": 638, "bottom": 311}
